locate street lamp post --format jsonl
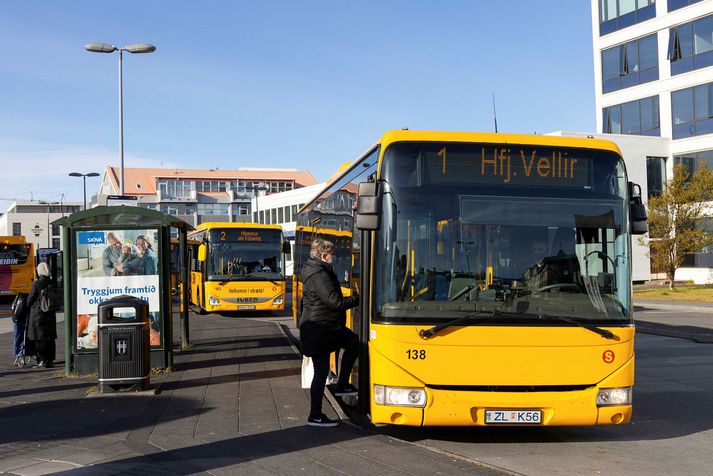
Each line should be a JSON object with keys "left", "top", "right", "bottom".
{"left": 253, "top": 184, "right": 268, "bottom": 223}
{"left": 85, "top": 42, "right": 156, "bottom": 196}
{"left": 69, "top": 172, "right": 100, "bottom": 210}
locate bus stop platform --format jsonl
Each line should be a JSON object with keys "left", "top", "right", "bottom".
{"left": 0, "top": 310, "right": 498, "bottom": 475}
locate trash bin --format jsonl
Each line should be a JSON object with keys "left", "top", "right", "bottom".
{"left": 98, "top": 295, "right": 150, "bottom": 393}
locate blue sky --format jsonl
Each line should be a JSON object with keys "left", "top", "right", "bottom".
{"left": 0, "top": 1, "right": 596, "bottom": 212}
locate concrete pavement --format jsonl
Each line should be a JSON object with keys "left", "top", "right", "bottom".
{"left": 634, "top": 299, "right": 713, "bottom": 343}
{"left": 0, "top": 310, "right": 502, "bottom": 475}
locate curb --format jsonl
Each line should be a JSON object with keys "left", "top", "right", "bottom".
{"left": 635, "top": 320, "right": 713, "bottom": 343}
{"left": 634, "top": 302, "right": 713, "bottom": 313}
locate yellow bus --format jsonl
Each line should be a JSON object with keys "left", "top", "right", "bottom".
{"left": 294, "top": 130, "right": 648, "bottom": 426}
{"left": 292, "top": 226, "right": 356, "bottom": 325}
{"left": 188, "top": 222, "right": 289, "bottom": 313}
{"left": 0, "top": 236, "right": 36, "bottom": 296}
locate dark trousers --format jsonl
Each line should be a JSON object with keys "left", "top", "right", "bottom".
{"left": 309, "top": 329, "right": 359, "bottom": 416}
{"left": 34, "top": 340, "right": 55, "bottom": 364}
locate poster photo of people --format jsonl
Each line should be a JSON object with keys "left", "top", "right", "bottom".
{"left": 75, "top": 229, "right": 162, "bottom": 350}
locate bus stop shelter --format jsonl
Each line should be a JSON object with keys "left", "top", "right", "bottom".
{"left": 53, "top": 206, "right": 193, "bottom": 375}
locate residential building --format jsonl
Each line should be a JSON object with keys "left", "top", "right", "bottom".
{"left": 0, "top": 201, "right": 83, "bottom": 252}
{"left": 592, "top": 0, "right": 713, "bottom": 283}
{"left": 93, "top": 166, "right": 318, "bottom": 228}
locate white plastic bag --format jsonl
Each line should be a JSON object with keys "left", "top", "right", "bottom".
{"left": 301, "top": 356, "right": 314, "bottom": 389}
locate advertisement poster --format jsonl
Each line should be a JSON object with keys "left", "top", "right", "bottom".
{"left": 75, "top": 229, "right": 161, "bottom": 350}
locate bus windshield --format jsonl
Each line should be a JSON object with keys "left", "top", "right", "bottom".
{"left": 375, "top": 142, "right": 632, "bottom": 325}
{"left": 206, "top": 228, "right": 283, "bottom": 281}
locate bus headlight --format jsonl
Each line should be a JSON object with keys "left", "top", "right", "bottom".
{"left": 373, "top": 385, "right": 426, "bottom": 407}
{"left": 597, "top": 387, "right": 632, "bottom": 406}
{"left": 273, "top": 297, "right": 283, "bottom": 305}
{"left": 208, "top": 295, "right": 220, "bottom": 306}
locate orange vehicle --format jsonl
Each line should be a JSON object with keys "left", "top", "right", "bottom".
{"left": 0, "top": 236, "right": 35, "bottom": 296}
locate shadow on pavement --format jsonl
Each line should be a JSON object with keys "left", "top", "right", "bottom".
{"left": 52, "top": 424, "right": 367, "bottom": 475}
{"left": 160, "top": 367, "right": 300, "bottom": 392}
{"left": 173, "top": 352, "right": 299, "bottom": 372}
{"left": 0, "top": 396, "right": 210, "bottom": 445}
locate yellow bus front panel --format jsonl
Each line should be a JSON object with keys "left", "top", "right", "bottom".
{"left": 202, "top": 281, "right": 286, "bottom": 312}
{"left": 369, "top": 324, "right": 635, "bottom": 426}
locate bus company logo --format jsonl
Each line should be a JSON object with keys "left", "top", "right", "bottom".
{"left": 602, "top": 350, "right": 615, "bottom": 364}
{"left": 79, "top": 232, "right": 106, "bottom": 245}
{"left": 0, "top": 258, "right": 19, "bottom": 265}
{"left": 236, "top": 297, "right": 259, "bottom": 303}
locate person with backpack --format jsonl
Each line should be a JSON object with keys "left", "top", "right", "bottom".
{"left": 11, "top": 292, "right": 35, "bottom": 366}
{"left": 26, "top": 262, "right": 57, "bottom": 368}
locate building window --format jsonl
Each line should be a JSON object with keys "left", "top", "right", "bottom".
{"left": 602, "top": 34, "right": 658, "bottom": 93}
{"left": 52, "top": 238, "right": 61, "bottom": 250}
{"left": 669, "top": 15, "right": 713, "bottom": 75}
{"left": 671, "top": 83, "right": 713, "bottom": 139}
{"left": 12, "top": 223, "right": 21, "bottom": 236}
{"left": 271, "top": 209, "right": 277, "bottom": 224}
{"left": 603, "top": 95, "right": 660, "bottom": 135}
{"left": 237, "top": 204, "right": 250, "bottom": 215}
{"left": 646, "top": 157, "right": 666, "bottom": 198}
{"left": 668, "top": 0, "right": 704, "bottom": 12}
{"left": 284, "top": 206, "right": 292, "bottom": 223}
{"left": 674, "top": 149, "right": 713, "bottom": 179}
{"left": 278, "top": 207, "right": 284, "bottom": 224}
{"left": 681, "top": 218, "right": 713, "bottom": 268}
{"left": 51, "top": 224, "right": 61, "bottom": 236}
{"left": 292, "top": 205, "right": 298, "bottom": 216}
{"left": 196, "top": 203, "right": 229, "bottom": 216}
{"left": 259, "top": 210, "right": 265, "bottom": 224}
{"left": 599, "top": 0, "right": 656, "bottom": 36}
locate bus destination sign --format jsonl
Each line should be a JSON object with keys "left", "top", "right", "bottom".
{"left": 430, "top": 145, "right": 593, "bottom": 187}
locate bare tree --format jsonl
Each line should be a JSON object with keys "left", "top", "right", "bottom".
{"left": 642, "top": 164, "right": 713, "bottom": 290}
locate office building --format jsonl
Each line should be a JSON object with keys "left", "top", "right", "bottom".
{"left": 592, "top": 0, "right": 713, "bottom": 282}
{"left": 0, "top": 201, "right": 83, "bottom": 252}
{"left": 93, "top": 166, "right": 318, "bottom": 228}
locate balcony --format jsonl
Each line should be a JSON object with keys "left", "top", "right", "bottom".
{"left": 157, "top": 189, "right": 197, "bottom": 202}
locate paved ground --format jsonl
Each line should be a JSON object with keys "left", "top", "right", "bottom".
{"left": 0, "top": 306, "right": 500, "bottom": 476}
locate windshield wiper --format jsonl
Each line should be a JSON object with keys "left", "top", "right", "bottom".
{"left": 495, "top": 310, "right": 619, "bottom": 341}
{"left": 419, "top": 309, "right": 493, "bottom": 340}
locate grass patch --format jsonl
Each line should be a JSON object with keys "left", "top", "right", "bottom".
{"left": 634, "top": 285, "right": 713, "bottom": 302}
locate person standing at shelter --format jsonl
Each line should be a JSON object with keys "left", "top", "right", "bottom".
{"left": 26, "top": 262, "right": 57, "bottom": 368}
{"left": 299, "top": 238, "right": 359, "bottom": 427}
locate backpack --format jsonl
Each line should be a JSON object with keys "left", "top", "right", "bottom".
{"left": 39, "top": 285, "right": 60, "bottom": 312}
{"left": 11, "top": 293, "right": 28, "bottom": 324}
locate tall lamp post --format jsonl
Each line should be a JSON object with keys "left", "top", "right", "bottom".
{"left": 253, "top": 184, "right": 268, "bottom": 223}
{"left": 69, "top": 172, "right": 100, "bottom": 210}
{"left": 85, "top": 42, "right": 156, "bottom": 196}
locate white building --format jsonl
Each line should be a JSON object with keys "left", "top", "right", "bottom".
{"left": 0, "top": 201, "right": 83, "bottom": 252}
{"left": 591, "top": 0, "right": 713, "bottom": 283}
{"left": 251, "top": 183, "right": 326, "bottom": 275}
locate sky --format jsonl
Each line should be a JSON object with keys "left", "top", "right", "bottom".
{"left": 0, "top": 1, "right": 597, "bottom": 213}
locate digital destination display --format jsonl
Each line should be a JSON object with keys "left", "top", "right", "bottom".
{"left": 209, "top": 228, "right": 281, "bottom": 244}
{"left": 423, "top": 145, "right": 594, "bottom": 188}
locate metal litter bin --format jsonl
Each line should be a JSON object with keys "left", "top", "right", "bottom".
{"left": 98, "top": 295, "right": 150, "bottom": 393}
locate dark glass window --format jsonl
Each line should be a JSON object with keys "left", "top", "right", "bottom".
{"left": 602, "top": 34, "right": 659, "bottom": 93}
{"left": 674, "top": 149, "right": 713, "bottom": 177}
{"left": 12, "top": 223, "right": 21, "bottom": 236}
{"left": 671, "top": 83, "right": 713, "bottom": 139}
{"left": 603, "top": 96, "right": 660, "bottom": 136}
{"left": 51, "top": 224, "right": 61, "bottom": 236}
{"left": 600, "top": 0, "right": 656, "bottom": 36}
{"left": 646, "top": 157, "right": 666, "bottom": 198}
{"left": 669, "top": 14, "right": 713, "bottom": 75}
{"left": 52, "top": 238, "right": 61, "bottom": 250}
{"left": 668, "top": 0, "right": 704, "bottom": 12}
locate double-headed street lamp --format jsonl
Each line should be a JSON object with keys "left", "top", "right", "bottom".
{"left": 85, "top": 42, "right": 156, "bottom": 196}
{"left": 69, "top": 172, "right": 100, "bottom": 210}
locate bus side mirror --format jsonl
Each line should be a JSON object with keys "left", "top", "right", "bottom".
{"left": 355, "top": 182, "right": 381, "bottom": 231}
{"left": 198, "top": 244, "right": 207, "bottom": 262}
{"left": 629, "top": 182, "right": 648, "bottom": 235}
{"left": 282, "top": 241, "right": 291, "bottom": 254}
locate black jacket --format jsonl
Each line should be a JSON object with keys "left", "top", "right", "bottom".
{"left": 299, "top": 258, "right": 358, "bottom": 356}
{"left": 26, "top": 275, "right": 57, "bottom": 341}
